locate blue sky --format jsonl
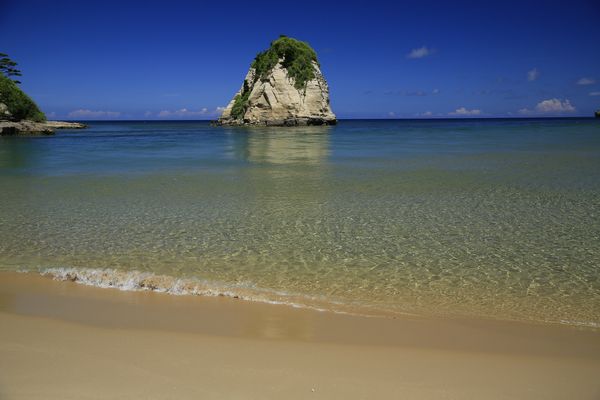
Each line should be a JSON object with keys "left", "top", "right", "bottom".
{"left": 1, "top": 0, "right": 599, "bottom": 119}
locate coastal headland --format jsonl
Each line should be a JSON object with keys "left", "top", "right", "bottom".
{"left": 1, "top": 71, "right": 86, "bottom": 135}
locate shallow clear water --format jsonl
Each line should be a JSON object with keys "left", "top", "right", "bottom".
{"left": 1, "top": 119, "right": 599, "bottom": 325}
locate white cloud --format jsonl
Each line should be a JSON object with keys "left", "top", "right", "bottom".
{"left": 46, "top": 111, "right": 56, "bottom": 118}
{"left": 216, "top": 106, "right": 227, "bottom": 113}
{"left": 407, "top": 46, "right": 433, "bottom": 59}
{"left": 518, "top": 98, "right": 576, "bottom": 115}
{"left": 535, "top": 98, "right": 575, "bottom": 113}
{"left": 449, "top": 107, "right": 481, "bottom": 116}
{"left": 432, "top": 88, "right": 440, "bottom": 94}
{"left": 388, "top": 111, "right": 396, "bottom": 117}
{"left": 68, "top": 109, "right": 121, "bottom": 119}
{"left": 589, "top": 91, "right": 600, "bottom": 96}
{"left": 144, "top": 111, "right": 152, "bottom": 117}
{"left": 527, "top": 68, "right": 539, "bottom": 81}
{"left": 577, "top": 77, "right": 596, "bottom": 85}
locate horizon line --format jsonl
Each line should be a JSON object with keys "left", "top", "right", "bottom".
{"left": 56, "top": 116, "right": 599, "bottom": 122}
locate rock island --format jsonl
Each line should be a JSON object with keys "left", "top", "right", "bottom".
{"left": 217, "top": 36, "right": 336, "bottom": 126}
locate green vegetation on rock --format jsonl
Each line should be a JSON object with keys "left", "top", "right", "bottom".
{"left": 230, "top": 80, "right": 251, "bottom": 120}
{"left": 0, "top": 75, "right": 46, "bottom": 122}
{"left": 252, "top": 36, "right": 318, "bottom": 90}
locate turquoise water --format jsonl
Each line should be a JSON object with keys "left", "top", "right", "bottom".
{"left": 1, "top": 119, "right": 599, "bottom": 325}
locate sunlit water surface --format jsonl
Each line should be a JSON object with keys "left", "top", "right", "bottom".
{"left": 1, "top": 119, "right": 599, "bottom": 326}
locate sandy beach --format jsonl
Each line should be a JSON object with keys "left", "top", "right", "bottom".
{"left": 1, "top": 271, "right": 599, "bottom": 400}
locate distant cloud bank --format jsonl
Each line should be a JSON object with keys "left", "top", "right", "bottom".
{"left": 68, "top": 109, "right": 121, "bottom": 119}
{"left": 157, "top": 108, "right": 210, "bottom": 118}
{"left": 152, "top": 107, "right": 226, "bottom": 118}
{"left": 518, "top": 98, "right": 576, "bottom": 115}
{"left": 64, "top": 107, "right": 226, "bottom": 120}
{"left": 449, "top": 107, "right": 481, "bottom": 116}
{"left": 407, "top": 46, "right": 433, "bottom": 59}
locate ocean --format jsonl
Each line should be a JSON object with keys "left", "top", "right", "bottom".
{"left": 1, "top": 119, "right": 599, "bottom": 326}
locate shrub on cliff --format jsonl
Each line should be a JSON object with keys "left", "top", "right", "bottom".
{"left": 230, "top": 80, "right": 252, "bottom": 120}
{"left": 0, "top": 74, "right": 46, "bottom": 122}
{"left": 252, "top": 36, "right": 319, "bottom": 91}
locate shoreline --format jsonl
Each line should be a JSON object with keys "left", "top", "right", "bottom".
{"left": 1, "top": 271, "right": 600, "bottom": 399}
{"left": 33, "top": 267, "right": 600, "bottom": 329}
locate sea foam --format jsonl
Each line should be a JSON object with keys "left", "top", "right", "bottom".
{"left": 39, "top": 267, "right": 348, "bottom": 314}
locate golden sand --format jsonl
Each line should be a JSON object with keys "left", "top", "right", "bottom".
{"left": 1, "top": 272, "right": 599, "bottom": 399}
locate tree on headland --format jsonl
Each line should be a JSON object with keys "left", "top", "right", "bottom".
{"left": 0, "top": 52, "right": 45, "bottom": 122}
{"left": 0, "top": 53, "right": 22, "bottom": 84}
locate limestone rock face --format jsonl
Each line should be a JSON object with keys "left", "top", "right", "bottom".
{"left": 218, "top": 38, "right": 336, "bottom": 126}
{"left": 0, "top": 103, "right": 11, "bottom": 120}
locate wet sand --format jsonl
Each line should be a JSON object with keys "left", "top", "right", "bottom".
{"left": 1, "top": 271, "right": 599, "bottom": 399}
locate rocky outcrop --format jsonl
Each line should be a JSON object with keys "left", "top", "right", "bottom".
{"left": 0, "top": 120, "right": 86, "bottom": 135}
{"left": 217, "top": 36, "right": 336, "bottom": 126}
{"left": 44, "top": 121, "right": 87, "bottom": 129}
{"left": 595, "top": 110, "right": 600, "bottom": 118}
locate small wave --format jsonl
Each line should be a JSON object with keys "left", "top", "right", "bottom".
{"left": 39, "top": 267, "right": 364, "bottom": 316}
{"left": 558, "top": 319, "right": 600, "bottom": 329}
{"left": 43, "top": 267, "right": 254, "bottom": 298}
{"left": 35, "top": 267, "right": 600, "bottom": 329}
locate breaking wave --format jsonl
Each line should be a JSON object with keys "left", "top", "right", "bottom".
{"left": 39, "top": 267, "right": 370, "bottom": 316}
{"left": 35, "top": 267, "right": 600, "bottom": 329}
